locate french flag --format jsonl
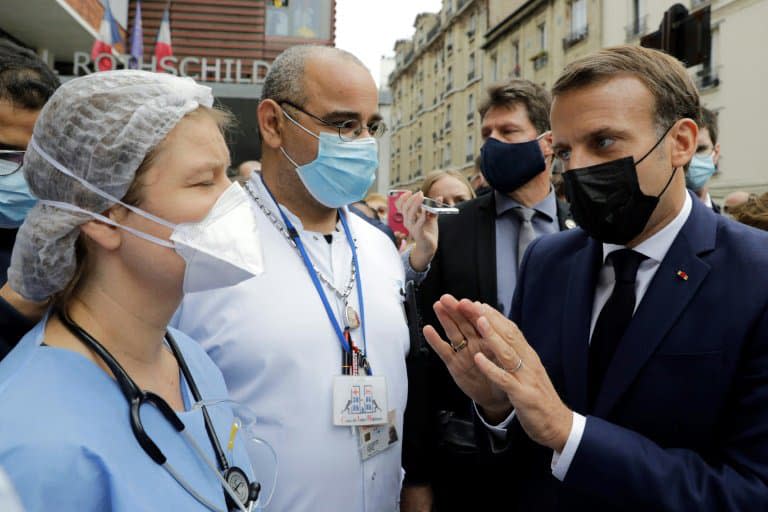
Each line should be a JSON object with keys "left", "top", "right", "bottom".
{"left": 91, "top": 0, "right": 121, "bottom": 71}
{"left": 154, "top": 6, "right": 173, "bottom": 72}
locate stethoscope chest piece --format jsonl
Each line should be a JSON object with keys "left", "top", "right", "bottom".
{"left": 224, "top": 466, "right": 260, "bottom": 510}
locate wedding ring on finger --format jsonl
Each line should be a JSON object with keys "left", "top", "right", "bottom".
{"left": 505, "top": 357, "right": 524, "bottom": 374}
{"left": 451, "top": 338, "right": 468, "bottom": 353}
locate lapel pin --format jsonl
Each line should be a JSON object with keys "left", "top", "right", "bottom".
{"left": 676, "top": 270, "right": 689, "bottom": 281}
{"left": 565, "top": 219, "right": 577, "bottom": 230}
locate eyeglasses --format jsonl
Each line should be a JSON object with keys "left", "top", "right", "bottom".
{"left": 0, "top": 150, "right": 24, "bottom": 176}
{"left": 280, "top": 101, "right": 387, "bottom": 142}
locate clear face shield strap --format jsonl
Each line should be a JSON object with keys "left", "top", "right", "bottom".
{"left": 39, "top": 199, "right": 176, "bottom": 249}
{"left": 28, "top": 138, "right": 176, "bottom": 231}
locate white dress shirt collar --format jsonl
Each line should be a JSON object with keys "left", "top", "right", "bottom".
{"left": 602, "top": 190, "right": 692, "bottom": 265}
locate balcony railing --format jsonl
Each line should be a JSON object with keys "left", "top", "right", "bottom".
{"left": 695, "top": 66, "right": 720, "bottom": 90}
{"left": 531, "top": 51, "right": 548, "bottom": 71}
{"left": 563, "top": 25, "right": 589, "bottom": 49}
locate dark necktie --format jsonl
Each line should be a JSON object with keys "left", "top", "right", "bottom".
{"left": 588, "top": 249, "right": 648, "bottom": 410}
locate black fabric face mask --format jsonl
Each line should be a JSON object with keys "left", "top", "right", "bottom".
{"left": 480, "top": 136, "right": 547, "bottom": 194}
{"left": 562, "top": 126, "right": 676, "bottom": 245}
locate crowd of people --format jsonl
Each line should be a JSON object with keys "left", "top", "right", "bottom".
{"left": 0, "top": 37, "right": 767, "bottom": 512}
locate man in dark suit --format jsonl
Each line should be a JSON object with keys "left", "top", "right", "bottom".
{"left": 423, "top": 45, "right": 768, "bottom": 510}
{"left": 401, "top": 80, "right": 572, "bottom": 512}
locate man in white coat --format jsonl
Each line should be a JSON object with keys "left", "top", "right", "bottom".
{"left": 174, "top": 45, "right": 437, "bottom": 511}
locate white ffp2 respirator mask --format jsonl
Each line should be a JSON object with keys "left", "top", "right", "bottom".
{"left": 30, "top": 139, "right": 264, "bottom": 294}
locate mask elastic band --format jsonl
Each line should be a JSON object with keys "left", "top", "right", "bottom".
{"left": 39, "top": 199, "right": 175, "bottom": 249}
{"left": 281, "top": 109, "right": 320, "bottom": 140}
{"left": 29, "top": 138, "right": 176, "bottom": 230}
{"left": 635, "top": 123, "right": 676, "bottom": 166}
{"left": 279, "top": 147, "right": 302, "bottom": 169}
{"left": 655, "top": 166, "right": 678, "bottom": 199}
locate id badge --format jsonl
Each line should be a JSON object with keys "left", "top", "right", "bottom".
{"left": 359, "top": 409, "right": 399, "bottom": 461}
{"left": 333, "top": 375, "right": 388, "bottom": 426}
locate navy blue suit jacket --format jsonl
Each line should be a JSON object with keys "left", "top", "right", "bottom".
{"left": 500, "top": 194, "right": 768, "bottom": 510}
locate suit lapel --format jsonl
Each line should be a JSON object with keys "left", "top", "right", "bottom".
{"left": 476, "top": 193, "right": 498, "bottom": 308}
{"left": 560, "top": 234, "right": 602, "bottom": 413}
{"left": 593, "top": 195, "right": 718, "bottom": 416}
{"left": 556, "top": 199, "right": 573, "bottom": 231}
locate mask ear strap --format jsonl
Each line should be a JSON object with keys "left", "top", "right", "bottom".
{"left": 655, "top": 166, "right": 678, "bottom": 199}
{"left": 635, "top": 122, "right": 676, "bottom": 166}
{"left": 281, "top": 109, "right": 320, "bottom": 140}
{"left": 29, "top": 138, "right": 176, "bottom": 231}
{"left": 39, "top": 199, "right": 176, "bottom": 249}
{"left": 279, "top": 147, "right": 302, "bottom": 169}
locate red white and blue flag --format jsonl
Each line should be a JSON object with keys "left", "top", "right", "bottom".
{"left": 154, "top": 6, "right": 173, "bottom": 71}
{"left": 91, "top": 0, "right": 122, "bottom": 71}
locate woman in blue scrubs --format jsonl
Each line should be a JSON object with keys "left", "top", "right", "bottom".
{"left": 0, "top": 71, "right": 263, "bottom": 511}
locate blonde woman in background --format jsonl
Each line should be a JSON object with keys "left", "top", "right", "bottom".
{"left": 420, "top": 169, "right": 475, "bottom": 207}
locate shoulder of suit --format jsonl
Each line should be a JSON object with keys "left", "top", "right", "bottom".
{"left": 439, "top": 194, "right": 491, "bottom": 228}
{"left": 714, "top": 215, "right": 768, "bottom": 264}
{"left": 528, "top": 226, "right": 590, "bottom": 259}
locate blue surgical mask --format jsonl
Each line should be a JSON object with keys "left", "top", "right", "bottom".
{"left": 0, "top": 160, "right": 37, "bottom": 228}
{"left": 686, "top": 153, "right": 716, "bottom": 192}
{"left": 480, "top": 134, "right": 547, "bottom": 194}
{"left": 281, "top": 111, "right": 378, "bottom": 208}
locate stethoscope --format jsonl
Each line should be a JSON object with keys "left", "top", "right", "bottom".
{"left": 57, "top": 309, "right": 261, "bottom": 512}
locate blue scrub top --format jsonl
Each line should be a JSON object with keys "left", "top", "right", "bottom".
{"left": 0, "top": 319, "right": 253, "bottom": 511}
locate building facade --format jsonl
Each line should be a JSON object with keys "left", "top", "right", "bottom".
{"left": 0, "top": 0, "right": 336, "bottom": 165}
{"left": 389, "top": 0, "right": 487, "bottom": 189}
{"left": 389, "top": 0, "right": 768, "bottom": 196}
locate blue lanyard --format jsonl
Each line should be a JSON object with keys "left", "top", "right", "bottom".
{"left": 259, "top": 179, "right": 370, "bottom": 373}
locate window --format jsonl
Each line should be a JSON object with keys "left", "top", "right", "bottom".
{"left": 569, "top": 0, "right": 587, "bottom": 36}
{"left": 467, "top": 11, "right": 477, "bottom": 37}
{"left": 697, "top": 26, "right": 720, "bottom": 89}
{"left": 446, "top": 31, "right": 454, "bottom": 53}
{"left": 627, "top": 0, "right": 647, "bottom": 38}
{"left": 417, "top": 155, "right": 423, "bottom": 175}
{"left": 467, "top": 93, "right": 475, "bottom": 121}
{"left": 564, "top": 0, "right": 588, "bottom": 48}
{"left": 490, "top": 52, "right": 498, "bottom": 82}
{"left": 443, "top": 142, "right": 452, "bottom": 166}
{"left": 446, "top": 66, "right": 453, "bottom": 91}
{"left": 465, "top": 133, "right": 474, "bottom": 162}
{"left": 445, "top": 103, "right": 452, "bottom": 130}
{"left": 467, "top": 52, "right": 476, "bottom": 80}
{"left": 512, "top": 40, "right": 521, "bottom": 77}
{"left": 538, "top": 22, "right": 547, "bottom": 51}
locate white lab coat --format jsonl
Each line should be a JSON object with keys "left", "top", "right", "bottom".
{"left": 174, "top": 176, "right": 409, "bottom": 512}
